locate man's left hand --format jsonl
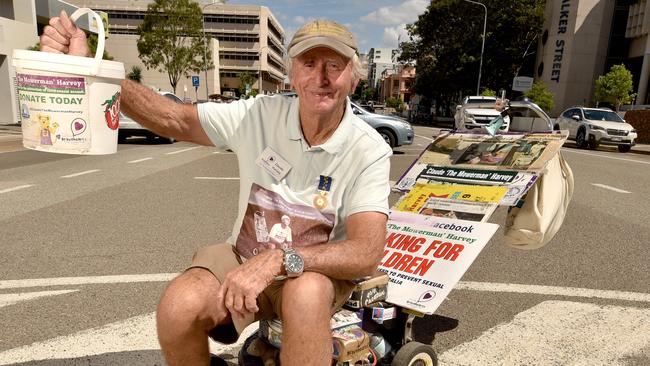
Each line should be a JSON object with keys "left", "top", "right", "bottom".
{"left": 219, "top": 249, "right": 283, "bottom": 319}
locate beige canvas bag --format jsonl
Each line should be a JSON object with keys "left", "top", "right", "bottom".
{"left": 504, "top": 152, "right": 574, "bottom": 249}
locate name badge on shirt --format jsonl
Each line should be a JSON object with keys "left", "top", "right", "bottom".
{"left": 255, "top": 146, "right": 292, "bottom": 181}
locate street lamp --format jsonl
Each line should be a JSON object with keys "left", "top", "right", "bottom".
{"left": 202, "top": 0, "right": 219, "bottom": 101}
{"left": 462, "top": 0, "right": 487, "bottom": 95}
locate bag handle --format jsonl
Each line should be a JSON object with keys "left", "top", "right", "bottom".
{"left": 69, "top": 8, "right": 105, "bottom": 76}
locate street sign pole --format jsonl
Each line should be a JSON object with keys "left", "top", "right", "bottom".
{"left": 192, "top": 76, "right": 200, "bottom": 101}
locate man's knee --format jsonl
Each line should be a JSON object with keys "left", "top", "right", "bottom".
{"left": 157, "top": 268, "right": 227, "bottom": 330}
{"left": 282, "top": 272, "right": 335, "bottom": 313}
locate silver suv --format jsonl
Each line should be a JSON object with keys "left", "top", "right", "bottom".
{"left": 454, "top": 96, "right": 510, "bottom": 132}
{"left": 555, "top": 107, "right": 637, "bottom": 152}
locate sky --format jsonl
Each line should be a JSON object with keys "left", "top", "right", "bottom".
{"left": 227, "top": 0, "right": 430, "bottom": 54}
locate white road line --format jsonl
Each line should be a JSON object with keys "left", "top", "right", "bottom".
{"left": 439, "top": 301, "right": 650, "bottom": 366}
{"left": 3, "top": 274, "right": 649, "bottom": 304}
{"left": 397, "top": 148, "right": 426, "bottom": 152}
{"left": 128, "top": 157, "right": 153, "bottom": 164}
{"left": 0, "top": 273, "right": 177, "bottom": 290}
{"left": 456, "top": 281, "right": 650, "bottom": 303}
{"left": 562, "top": 148, "right": 650, "bottom": 165}
{"left": 0, "top": 312, "right": 257, "bottom": 364}
{"left": 165, "top": 146, "right": 200, "bottom": 155}
{"left": 194, "top": 177, "right": 240, "bottom": 180}
{"left": 414, "top": 133, "right": 434, "bottom": 141}
{"left": 591, "top": 183, "right": 631, "bottom": 194}
{"left": 60, "top": 169, "right": 100, "bottom": 178}
{"left": 393, "top": 154, "right": 421, "bottom": 157}
{"left": 0, "top": 290, "right": 78, "bottom": 308}
{"left": 0, "top": 184, "right": 33, "bottom": 194}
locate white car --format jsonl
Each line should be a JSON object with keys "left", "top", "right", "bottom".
{"left": 118, "top": 91, "right": 183, "bottom": 144}
{"left": 454, "top": 96, "right": 510, "bottom": 132}
{"left": 555, "top": 107, "right": 638, "bottom": 152}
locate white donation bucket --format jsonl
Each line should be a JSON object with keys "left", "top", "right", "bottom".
{"left": 12, "top": 8, "right": 125, "bottom": 155}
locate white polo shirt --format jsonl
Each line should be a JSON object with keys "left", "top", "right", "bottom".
{"left": 198, "top": 95, "right": 391, "bottom": 258}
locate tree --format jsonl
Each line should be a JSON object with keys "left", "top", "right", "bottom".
{"left": 524, "top": 81, "right": 554, "bottom": 112}
{"left": 363, "top": 87, "right": 377, "bottom": 102}
{"left": 238, "top": 72, "right": 256, "bottom": 97}
{"left": 127, "top": 66, "right": 143, "bottom": 83}
{"left": 480, "top": 88, "right": 496, "bottom": 97}
{"left": 352, "top": 79, "right": 368, "bottom": 101}
{"left": 594, "top": 64, "right": 636, "bottom": 111}
{"left": 88, "top": 34, "right": 114, "bottom": 60}
{"left": 137, "top": 0, "right": 212, "bottom": 94}
{"left": 399, "top": 0, "right": 545, "bottom": 116}
{"left": 386, "top": 97, "right": 405, "bottom": 112}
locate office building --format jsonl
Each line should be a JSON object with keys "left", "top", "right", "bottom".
{"left": 367, "top": 47, "right": 397, "bottom": 89}
{"left": 66, "top": 0, "right": 286, "bottom": 100}
{"left": 533, "top": 0, "right": 650, "bottom": 115}
{"left": 1, "top": 1, "right": 38, "bottom": 124}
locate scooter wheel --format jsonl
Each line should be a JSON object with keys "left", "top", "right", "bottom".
{"left": 390, "top": 341, "right": 437, "bottom": 366}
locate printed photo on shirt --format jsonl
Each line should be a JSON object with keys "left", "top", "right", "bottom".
{"left": 236, "top": 183, "right": 335, "bottom": 258}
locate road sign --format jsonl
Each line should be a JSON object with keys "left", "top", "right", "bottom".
{"left": 191, "top": 76, "right": 200, "bottom": 87}
{"left": 512, "top": 76, "right": 534, "bottom": 92}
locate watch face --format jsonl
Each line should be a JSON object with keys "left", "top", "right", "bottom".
{"left": 286, "top": 253, "right": 304, "bottom": 274}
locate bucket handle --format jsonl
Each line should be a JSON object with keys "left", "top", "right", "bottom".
{"left": 69, "top": 8, "right": 105, "bottom": 76}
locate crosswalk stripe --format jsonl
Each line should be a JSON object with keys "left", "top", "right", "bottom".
{"left": 439, "top": 301, "right": 650, "bottom": 365}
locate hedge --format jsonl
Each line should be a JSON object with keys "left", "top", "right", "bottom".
{"left": 622, "top": 110, "right": 650, "bottom": 143}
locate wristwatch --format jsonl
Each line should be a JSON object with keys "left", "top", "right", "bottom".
{"left": 282, "top": 248, "right": 304, "bottom": 277}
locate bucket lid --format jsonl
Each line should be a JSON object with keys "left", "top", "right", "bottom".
{"left": 12, "top": 49, "right": 125, "bottom": 79}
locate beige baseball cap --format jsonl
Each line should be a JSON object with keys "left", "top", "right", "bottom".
{"left": 288, "top": 19, "right": 358, "bottom": 59}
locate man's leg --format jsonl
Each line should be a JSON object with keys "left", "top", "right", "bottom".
{"left": 280, "top": 272, "right": 336, "bottom": 366}
{"left": 156, "top": 267, "right": 230, "bottom": 366}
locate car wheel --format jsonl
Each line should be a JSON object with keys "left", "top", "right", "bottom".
{"left": 618, "top": 144, "right": 631, "bottom": 153}
{"left": 554, "top": 124, "right": 560, "bottom": 131}
{"left": 118, "top": 133, "right": 127, "bottom": 144}
{"left": 576, "top": 128, "right": 587, "bottom": 148}
{"left": 378, "top": 128, "right": 396, "bottom": 148}
{"left": 161, "top": 136, "right": 175, "bottom": 144}
{"left": 588, "top": 140, "right": 599, "bottom": 150}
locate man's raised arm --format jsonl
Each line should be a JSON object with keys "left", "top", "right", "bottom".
{"left": 40, "top": 10, "right": 213, "bottom": 146}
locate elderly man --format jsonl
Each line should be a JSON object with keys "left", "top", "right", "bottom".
{"left": 41, "top": 13, "right": 391, "bottom": 366}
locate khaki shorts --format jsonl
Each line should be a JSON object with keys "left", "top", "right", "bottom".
{"left": 189, "top": 243, "right": 354, "bottom": 344}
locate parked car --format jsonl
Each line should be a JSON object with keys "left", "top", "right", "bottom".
{"left": 280, "top": 92, "right": 414, "bottom": 148}
{"left": 118, "top": 91, "right": 183, "bottom": 144}
{"left": 555, "top": 106, "right": 638, "bottom": 152}
{"left": 454, "top": 96, "right": 510, "bottom": 132}
{"left": 349, "top": 100, "right": 413, "bottom": 148}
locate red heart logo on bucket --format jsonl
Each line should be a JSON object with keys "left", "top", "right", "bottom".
{"left": 74, "top": 121, "right": 83, "bottom": 131}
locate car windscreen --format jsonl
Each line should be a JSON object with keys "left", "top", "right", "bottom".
{"left": 163, "top": 93, "right": 183, "bottom": 103}
{"left": 584, "top": 109, "right": 624, "bottom": 122}
{"left": 466, "top": 99, "right": 496, "bottom": 104}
